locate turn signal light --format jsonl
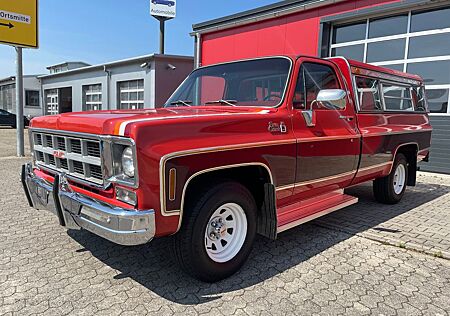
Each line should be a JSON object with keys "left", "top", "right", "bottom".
{"left": 116, "top": 187, "right": 137, "bottom": 206}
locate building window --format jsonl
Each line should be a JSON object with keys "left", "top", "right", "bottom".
{"left": 83, "top": 84, "right": 102, "bottom": 111}
{"left": 25, "top": 90, "right": 40, "bottom": 107}
{"left": 118, "top": 79, "right": 144, "bottom": 110}
{"left": 45, "top": 89, "right": 58, "bottom": 115}
{"left": 0, "top": 84, "right": 16, "bottom": 111}
{"left": 330, "top": 5, "right": 450, "bottom": 114}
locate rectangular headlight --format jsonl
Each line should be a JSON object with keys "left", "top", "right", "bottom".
{"left": 103, "top": 137, "right": 138, "bottom": 188}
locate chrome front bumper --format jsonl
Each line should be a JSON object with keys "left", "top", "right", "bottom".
{"left": 21, "top": 163, "right": 155, "bottom": 246}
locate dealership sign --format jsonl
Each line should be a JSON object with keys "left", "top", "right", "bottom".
{"left": 150, "top": 0, "right": 176, "bottom": 19}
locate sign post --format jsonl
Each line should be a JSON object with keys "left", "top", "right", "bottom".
{"left": 0, "top": 0, "right": 38, "bottom": 157}
{"left": 150, "top": 0, "right": 176, "bottom": 54}
{"left": 16, "top": 47, "right": 24, "bottom": 156}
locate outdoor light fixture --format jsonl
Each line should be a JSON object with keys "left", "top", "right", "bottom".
{"left": 140, "top": 62, "right": 150, "bottom": 69}
{"left": 167, "top": 63, "right": 176, "bottom": 70}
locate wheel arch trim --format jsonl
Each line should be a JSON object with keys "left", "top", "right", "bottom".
{"left": 388, "top": 142, "right": 419, "bottom": 174}
{"left": 174, "top": 162, "right": 274, "bottom": 233}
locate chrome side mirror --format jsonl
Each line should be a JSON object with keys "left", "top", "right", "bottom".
{"left": 315, "top": 89, "right": 347, "bottom": 110}
{"left": 302, "top": 110, "right": 316, "bottom": 127}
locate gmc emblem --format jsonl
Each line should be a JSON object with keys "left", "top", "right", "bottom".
{"left": 53, "top": 150, "right": 65, "bottom": 159}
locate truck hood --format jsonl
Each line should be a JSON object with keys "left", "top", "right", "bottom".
{"left": 30, "top": 107, "right": 275, "bottom": 136}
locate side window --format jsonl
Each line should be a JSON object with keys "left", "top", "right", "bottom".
{"left": 382, "top": 83, "right": 414, "bottom": 111}
{"left": 411, "top": 86, "right": 427, "bottom": 112}
{"left": 355, "top": 76, "right": 382, "bottom": 111}
{"left": 293, "top": 62, "right": 340, "bottom": 109}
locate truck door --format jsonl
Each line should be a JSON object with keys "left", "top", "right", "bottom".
{"left": 290, "top": 58, "right": 360, "bottom": 201}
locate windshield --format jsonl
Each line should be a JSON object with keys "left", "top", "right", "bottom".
{"left": 165, "top": 57, "right": 291, "bottom": 108}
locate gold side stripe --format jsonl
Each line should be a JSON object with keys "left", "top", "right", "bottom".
{"left": 361, "top": 129, "right": 431, "bottom": 137}
{"left": 159, "top": 140, "right": 294, "bottom": 216}
{"left": 276, "top": 162, "right": 392, "bottom": 191}
{"left": 297, "top": 135, "right": 360, "bottom": 143}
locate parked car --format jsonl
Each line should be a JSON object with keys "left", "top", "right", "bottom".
{"left": 152, "top": 0, "right": 175, "bottom": 7}
{"left": 0, "top": 109, "right": 30, "bottom": 128}
{"left": 21, "top": 55, "right": 431, "bottom": 282}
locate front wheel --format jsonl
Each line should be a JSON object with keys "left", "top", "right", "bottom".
{"left": 373, "top": 153, "right": 408, "bottom": 204}
{"left": 172, "top": 181, "right": 257, "bottom": 282}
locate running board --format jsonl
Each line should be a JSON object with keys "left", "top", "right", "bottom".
{"left": 277, "top": 191, "right": 358, "bottom": 233}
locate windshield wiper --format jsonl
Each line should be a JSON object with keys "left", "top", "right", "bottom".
{"left": 205, "top": 99, "right": 238, "bottom": 107}
{"left": 170, "top": 100, "right": 192, "bottom": 107}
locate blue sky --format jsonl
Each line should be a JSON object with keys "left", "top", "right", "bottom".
{"left": 0, "top": 0, "right": 278, "bottom": 78}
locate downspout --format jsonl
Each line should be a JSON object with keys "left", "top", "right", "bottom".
{"left": 39, "top": 78, "right": 45, "bottom": 116}
{"left": 195, "top": 33, "right": 201, "bottom": 69}
{"left": 103, "top": 66, "right": 111, "bottom": 110}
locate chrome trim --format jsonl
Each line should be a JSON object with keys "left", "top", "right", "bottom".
{"left": 22, "top": 163, "right": 154, "bottom": 246}
{"left": 159, "top": 140, "right": 293, "bottom": 215}
{"left": 30, "top": 128, "right": 138, "bottom": 190}
{"left": 29, "top": 128, "right": 106, "bottom": 139}
{"left": 31, "top": 129, "right": 104, "bottom": 186}
{"left": 103, "top": 136, "right": 139, "bottom": 189}
{"left": 173, "top": 163, "right": 275, "bottom": 232}
{"left": 326, "top": 56, "right": 359, "bottom": 111}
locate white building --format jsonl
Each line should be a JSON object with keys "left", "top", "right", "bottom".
{"left": 39, "top": 54, "right": 193, "bottom": 114}
{"left": 0, "top": 75, "right": 43, "bottom": 118}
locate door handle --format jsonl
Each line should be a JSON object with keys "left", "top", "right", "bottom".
{"left": 339, "top": 115, "right": 354, "bottom": 122}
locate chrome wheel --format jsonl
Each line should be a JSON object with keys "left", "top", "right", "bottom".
{"left": 205, "top": 203, "right": 248, "bottom": 263}
{"left": 393, "top": 163, "right": 406, "bottom": 194}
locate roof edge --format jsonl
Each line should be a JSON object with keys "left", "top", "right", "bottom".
{"left": 192, "top": 0, "right": 344, "bottom": 35}
{"left": 39, "top": 54, "right": 193, "bottom": 79}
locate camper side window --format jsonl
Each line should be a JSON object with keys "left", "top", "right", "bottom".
{"left": 382, "top": 83, "right": 414, "bottom": 111}
{"left": 355, "top": 76, "right": 382, "bottom": 111}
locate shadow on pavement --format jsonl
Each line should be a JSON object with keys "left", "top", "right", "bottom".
{"left": 67, "top": 180, "right": 450, "bottom": 305}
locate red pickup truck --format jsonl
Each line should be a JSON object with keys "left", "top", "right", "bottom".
{"left": 22, "top": 55, "right": 432, "bottom": 282}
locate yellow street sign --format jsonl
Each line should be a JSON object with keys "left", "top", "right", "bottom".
{"left": 0, "top": 0, "right": 38, "bottom": 48}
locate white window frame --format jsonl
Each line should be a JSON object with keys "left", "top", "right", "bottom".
{"left": 83, "top": 84, "right": 102, "bottom": 111}
{"left": 329, "top": 8, "right": 450, "bottom": 115}
{"left": 118, "top": 79, "right": 144, "bottom": 110}
{"left": 45, "top": 89, "right": 59, "bottom": 115}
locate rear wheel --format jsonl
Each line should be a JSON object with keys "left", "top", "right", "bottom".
{"left": 172, "top": 181, "right": 257, "bottom": 282}
{"left": 373, "top": 153, "right": 408, "bottom": 204}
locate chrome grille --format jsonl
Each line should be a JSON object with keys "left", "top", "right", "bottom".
{"left": 36, "top": 134, "right": 42, "bottom": 146}
{"left": 32, "top": 131, "right": 103, "bottom": 185}
{"left": 56, "top": 137, "right": 66, "bottom": 150}
{"left": 69, "top": 139, "right": 82, "bottom": 154}
{"left": 86, "top": 141, "right": 101, "bottom": 157}
{"left": 44, "top": 135, "right": 53, "bottom": 148}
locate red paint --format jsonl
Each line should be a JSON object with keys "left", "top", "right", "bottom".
{"left": 200, "top": 0, "right": 402, "bottom": 66}
{"left": 29, "top": 55, "right": 432, "bottom": 237}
